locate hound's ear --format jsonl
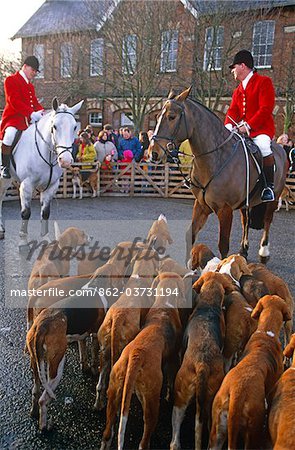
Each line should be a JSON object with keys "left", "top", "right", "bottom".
{"left": 192, "top": 276, "right": 204, "bottom": 293}
{"left": 167, "top": 89, "right": 176, "bottom": 100}
{"left": 239, "top": 257, "right": 252, "bottom": 276}
{"left": 52, "top": 97, "right": 59, "bottom": 111}
{"left": 251, "top": 298, "right": 264, "bottom": 320}
{"left": 175, "top": 86, "right": 192, "bottom": 102}
{"left": 151, "top": 274, "right": 161, "bottom": 291}
{"left": 57, "top": 228, "right": 72, "bottom": 248}
{"left": 177, "top": 278, "right": 186, "bottom": 304}
{"left": 167, "top": 233, "right": 173, "bottom": 245}
{"left": 283, "top": 334, "right": 295, "bottom": 358}
{"left": 221, "top": 274, "right": 238, "bottom": 294}
{"left": 282, "top": 303, "right": 291, "bottom": 322}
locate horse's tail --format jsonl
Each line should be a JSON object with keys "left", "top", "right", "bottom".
{"left": 249, "top": 203, "right": 267, "bottom": 230}
{"left": 54, "top": 221, "right": 61, "bottom": 240}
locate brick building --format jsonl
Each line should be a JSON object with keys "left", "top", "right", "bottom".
{"left": 8, "top": 0, "right": 295, "bottom": 136}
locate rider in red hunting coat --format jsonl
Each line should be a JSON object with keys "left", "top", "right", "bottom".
{"left": 225, "top": 50, "right": 276, "bottom": 202}
{"left": 0, "top": 56, "right": 44, "bottom": 179}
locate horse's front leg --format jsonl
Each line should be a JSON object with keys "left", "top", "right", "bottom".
{"left": 239, "top": 207, "right": 250, "bottom": 260}
{"left": 0, "top": 179, "right": 10, "bottom": 239}
{"left": 217, "top": 205, "right": 233, "bottom": 259}
{"left": 258, "top": 202, "right": 277, "bottom": 264}
{"left": 185, "top": 199, "right": 212, "bottom": 262}
{"left": 40, "top": 180, "right": 59, "bottom": 239}
{"left": 19, "top": 180, "right": 34, "bottom": 241}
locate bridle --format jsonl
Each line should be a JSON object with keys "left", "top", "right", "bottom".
{"left": 51, "top": 110, "right": 76, "bottom": 158}
{"left": 34, "top": 110, "right": 76, "bottom": 191}
{"left": 151, "top": 98, "right": 237, "bottom": 189}
{"left": 151, "top": 100, "right": 189, "bottom": 163}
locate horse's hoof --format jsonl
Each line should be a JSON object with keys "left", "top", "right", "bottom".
{"left": 30, "top": 405, "right": 39, "bottom": 419}
{"left": 81, "top": 365, "right": 92, "bottom": 377}
{"left": 40, "top": 234, "right": 50, "bottom": 244}
{"left": 0, "top": 231, "right": 5, "bottom": 240}
{"left": 259, "top": 255, "right": 270, "bottom": 264}
{"left": 239, "top": 251, "right": 248, "bottom": 260}
{"left": 19, "top": 243, "right": 30, "bottom": 256}
{"left": 93, "top": 396, "right": 106, "bottom": 411}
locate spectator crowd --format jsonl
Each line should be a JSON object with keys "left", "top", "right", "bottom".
{"left": 71, "top": 122, "right": 295, "bottom": 184}
{"left": 72, "top": 123, "right": 154, "bottom": 169}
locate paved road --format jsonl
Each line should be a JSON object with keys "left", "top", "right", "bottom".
{"left": 0, "top": 197, "right": 294, "bottom": 449}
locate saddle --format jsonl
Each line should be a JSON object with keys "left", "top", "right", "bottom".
{"left": 11, "top": 130, "right": 23, "bottom": 152}
{"left": 10, "top": 130, "right": 23, "bottom": 172}
{"left": 244, "top": 137, "right": 260, "bottom": 155}
{"left": 243, "top": 136, "right": 265, "bottom": 173}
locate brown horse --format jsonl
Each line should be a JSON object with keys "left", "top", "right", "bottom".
{"left": 149, "top": 87, "right": 286, "bottom": 263}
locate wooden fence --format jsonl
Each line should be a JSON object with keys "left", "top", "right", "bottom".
{"left": 3, "top": 162, "right": 295, "bottom": 208}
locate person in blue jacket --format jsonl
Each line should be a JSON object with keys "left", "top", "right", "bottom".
{"left": 118, "top": 127, "right": 143, "bottom": 162}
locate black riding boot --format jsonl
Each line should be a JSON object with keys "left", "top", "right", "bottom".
{"left": 1, "top": 144, "right": 12, "bottom": 179}
{"left": 261, "top": 154, "right": 275, "bottom": 202}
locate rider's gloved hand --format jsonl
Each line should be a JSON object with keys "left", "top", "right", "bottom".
{"left": 30, "top": 110, "right": 44, "bottom": 123}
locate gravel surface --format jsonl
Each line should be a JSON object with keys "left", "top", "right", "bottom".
{"left": 0, "top": 197, "right": 294, "bottom": 449}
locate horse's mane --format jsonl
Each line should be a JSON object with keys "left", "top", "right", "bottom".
{"left": 188, "top": 97, "right": 224, "bottom": 125}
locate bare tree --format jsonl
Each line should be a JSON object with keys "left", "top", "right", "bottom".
{"left": 280, "top": 46, "right": 295, "bottom": 133}
{"left": 187, "top": 1, "right": 278, "bottom": 111}
{"left": 86, "top": 0, "right": 182, "bottom": 132}
{"left": 0, "top": 53, "right": 20, "bottom": 109}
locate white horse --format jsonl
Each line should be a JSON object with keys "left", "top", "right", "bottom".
{"left": 0, "top": 97, "right": 83, "bottom": 246}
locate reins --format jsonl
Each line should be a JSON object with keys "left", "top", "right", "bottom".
{"left": 151, "top": 98, "right": 239, "bottom": 192}
{"left": 35, "top": 123, "right": 55, "bottom": 191}
{"left": 151, "top": 97, "right": 263, "bottom": 212}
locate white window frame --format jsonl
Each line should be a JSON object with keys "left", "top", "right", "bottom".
{"left": 160, "top": 30, "right": 178, "bottom": 73}
{"left": 33, "top": 44, "right": 44, "bottom": 79}
{"left": 122, "top": 34, "right": 137, "bottom": 74}
{"left": 88, "top": 112, "right": 103, "bottom": 127}
{"left": 60, "top": 43, "right": 72, "bottom": 78}
{"left": 252, "top": 20, "right": 275, "bottom": 69}
{"left": 90, "top": 38, "right": 104, "bottom": 76}
{"left": 121, "top": 112, "right": 134, "bottom": 127}
{"left": 203, "top": 26, "right": 224, "bottom": 71}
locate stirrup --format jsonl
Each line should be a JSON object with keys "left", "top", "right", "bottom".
{"left": 1, "top": 167, "right": 11, "bottom": 179}
{"left": 261, "top": 186, "right": 274, "bottom": 202}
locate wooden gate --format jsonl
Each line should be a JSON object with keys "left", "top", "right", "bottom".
{"left": 3, "top": 162, "right": 295, "bottom": 207}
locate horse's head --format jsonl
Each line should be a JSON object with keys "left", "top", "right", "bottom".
{"left": 148, "top": 87, "right": 192, "bottom": 164}
{"left": 51, "top": 97, "right": 84, "bottom": 168}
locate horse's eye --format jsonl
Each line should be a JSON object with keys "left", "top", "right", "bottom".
{"left": 74, "top": 125, "right": 77, "bottom": 131}
{"left": 168, "top": 116, "right": 176, "bottom": 122}
{"left": 53, "top": 125, "right": 57, "bottom": 130}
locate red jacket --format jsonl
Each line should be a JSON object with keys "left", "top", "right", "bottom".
{"left": 225, "top": 72, "right": 275, "bottom": 139}
{"left": 0, "top": 71, "right": 43, "bottom": 139}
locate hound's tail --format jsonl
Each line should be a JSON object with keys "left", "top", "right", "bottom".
{"left": 27, "top": 316, "right": 60, "bottom": 399}
{"left": 227, "top": 391, "right": 243, "bottom": 449}
{"left": 118, "top": 351, "right": 143, "bottom": 450}
{"left": 110, "top": 319, "right": 122, "bottom": 367}
{"left": 54, "top": 221, "right": 61, "bottom": 240}
{"left": 194, "top": 362, "right": 209, "bottom": 424}
{"left": 158, "top": 213, "right": 167, "bottom": 223}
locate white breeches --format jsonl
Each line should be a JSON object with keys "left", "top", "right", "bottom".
{"left": 2, "top": 127, "right": 18, "bottom": 146}
{"left": 252, "top": 134, "right": 272, "bottom": 157}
